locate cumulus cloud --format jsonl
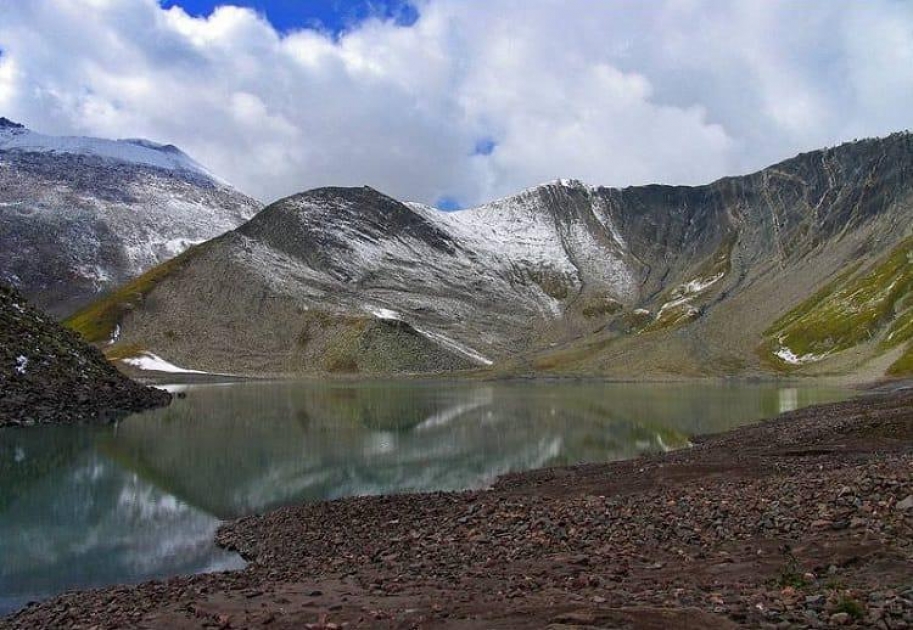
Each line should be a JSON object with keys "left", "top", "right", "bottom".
{"left": 0, "top": 0, "right": 910, "bottom": 206}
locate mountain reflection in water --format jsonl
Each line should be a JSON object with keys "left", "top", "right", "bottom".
{"left": 0, "top": 380, "right": 847, "bottom": 615}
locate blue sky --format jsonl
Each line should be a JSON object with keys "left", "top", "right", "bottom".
{"left": 160, "top": 0, "right": 419, "bottom": 35}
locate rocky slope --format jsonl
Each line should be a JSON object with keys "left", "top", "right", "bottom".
{"left": 0, "top": 117, "right": 261, "bottom": 317}
{"left": 68, "top": 132, "right": 913, "bottom": 378}
{"left": 0, "top": 282, "right": 170, "bottom": 427}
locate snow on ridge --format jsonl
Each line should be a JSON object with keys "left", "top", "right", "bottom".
{"left": 407, "top": 182, "right": 636, "bottom": 302}
{"left": 0, "top": 126, "right": 218, "bottom": 181}
{"left": 412, "top": 189, "right": 579, "bottom": 277}
{"left": 405, "top": 177, "right": 597, "bottom": 217}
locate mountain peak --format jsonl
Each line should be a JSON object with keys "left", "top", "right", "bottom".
{"left": 0, "top": 117, "right": 25, "bottom": 130}
{"left": 278, "top": 185, "right": 402, "bottom": 214}
{"left": 120, "top": 138, "right": 186, "bottom": 156}
{"left": 0, "top": 124, "right": 220, "bottom": 181}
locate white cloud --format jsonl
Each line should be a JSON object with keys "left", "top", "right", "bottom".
{"left": 0, "top": 0, "right": 910, "bottom": 206}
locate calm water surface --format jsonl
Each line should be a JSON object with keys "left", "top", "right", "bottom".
{"left": 0, "top": 380, "right": 849, "bottom": 615}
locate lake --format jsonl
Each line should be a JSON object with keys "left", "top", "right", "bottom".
{"left": 0, "top": 379, "right": 849, "bottom": 615}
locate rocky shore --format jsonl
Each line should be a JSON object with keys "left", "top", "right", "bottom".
{"left": 4, "top": 389, "right": 913, "bottom": 628}
{"left": 0, "top": 283, "right": 170, "bottom": 427}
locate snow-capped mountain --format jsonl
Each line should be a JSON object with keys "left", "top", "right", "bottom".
{"left": 0, "top": 118, "right": 261, "bottom": 316}
{"left": 71, "top": 132, "right": 913, "bottom": 379}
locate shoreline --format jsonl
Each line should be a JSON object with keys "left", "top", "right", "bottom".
{"left": 132, "top": 367, "right": 913, "bottom": 391}
{"left": 4, "top": 388, "right": 912, "bottom": 628}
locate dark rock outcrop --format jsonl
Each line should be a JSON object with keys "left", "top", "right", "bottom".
{"left": 0, "top": 283, "right": 170, "bottom": 427}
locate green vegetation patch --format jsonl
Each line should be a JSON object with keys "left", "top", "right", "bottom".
{"left": 579, "top": 295, "right": 623, "bottom": 318}
{"left": 529, "top": 332, "right": 617, "bottom": 372}
{"left": 642, "top": 302, "right": 698, "bottom": 334}
{"left": 833, "top": 597, "right": 865, "bottom": 620}
{"left": 617, "top": 309, "right": 654, "bottom": 334}
{"left": 887, "top": 342, "right": 913, "bottom": 376}
{"left": 766, "top": 264, "right": 863, "bottom": 335}
{"left": 294, "top": 310, "right": 475, "bottom": 374}
{"left": 529, "top": 267, "right": 571, "bottom": 300}
{"left": 764, "top": 238, "right": 913, "bottom": 362}
{"left": 64, "top": 245, "right": 206, "bottom": 343}
{"left": 883, "top": 309, "right": 913, "bottom": 350}
{"left": 695, "top": 230, "right": 737, "bottom": 281}
{"left": 104, "top": 342, "right": 146, "bottom": 361}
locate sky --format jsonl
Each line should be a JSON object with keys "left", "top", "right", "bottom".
{"left": 158, "top": 0, "right": 420, "bottom": 34}
{"left": 0, "top": 1, "right": 911, "bottom": 207}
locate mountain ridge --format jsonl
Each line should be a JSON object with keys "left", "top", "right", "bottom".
{"left": 0, "top": 119, "right": 262, "bottom": 316}
{"left": 0, "top": 118, "right": 219, "bottom": 179}
{"left": 67, "top": 131, "right": 913, "bottom": 379}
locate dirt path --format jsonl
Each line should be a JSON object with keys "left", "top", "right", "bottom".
{"left": 4, "top": 391, "right": 913, "bottom": 629}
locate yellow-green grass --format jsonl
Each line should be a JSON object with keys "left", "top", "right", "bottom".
{"left": 579, "top": 295, "right": 623, "bottom": 318}
{"left": 530, "top": 333, "right": 617, "bottom": 372}
{"left": 764, "top": 238, "right": 913, "bottom": 363}
{"left": 642, "top": 303, "right": 698, "bottom": 334}
{"left": 882, "top": 308, "right": 913, "bottom": 350}
{"left": 104, "top": 342, "right": 147, "bottom": 361}
{"left": 887, "top": 342, "right": 913, "bottom": 376}
{"left": 64, "top": 245, "right": 205, "bottom": 343}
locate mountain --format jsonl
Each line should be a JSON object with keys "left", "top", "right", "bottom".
{"left": 0, "top": 282, "right": 169, "bottom": 427}
{"left": 66, "top": 132, "right": 913, "bottom": 379}
{"left": 0, "top": 118, "right": 261, "bottom": 317}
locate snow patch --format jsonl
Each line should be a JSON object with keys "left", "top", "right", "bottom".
{"left": 412, "top": 326, "right": 494, "bottom": 366}
{"left": 680, "top": 273, "right": 724, "bottom": 295}
{"left": 656, "top": 273, "right": 725, "bottom": 320}
{"left": 156, "top": 384, "right": 190, "bottom": 394}
{"left": 556, "top": 178, "right": 591, "bottom": 190}
{"left": 774, "top": 346, "right": 826, "bottom": 365}
{"left": 122, "top": 352, "right": 208, "bottom": 374}
{"left": 656, "top": 296, "right": 694, "bottom": 320}
{"left": 368, "top": 307, "right": 402, "bottom": 321}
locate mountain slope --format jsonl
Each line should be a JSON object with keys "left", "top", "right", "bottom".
{"left": 70, "top": 132, "right": 913, "bottom": 378}
{"left": 0, "top": 118, "right": 261, "bottom": 317}
{"left": 0, "top": 282, "right": 170, "bottom": 427}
